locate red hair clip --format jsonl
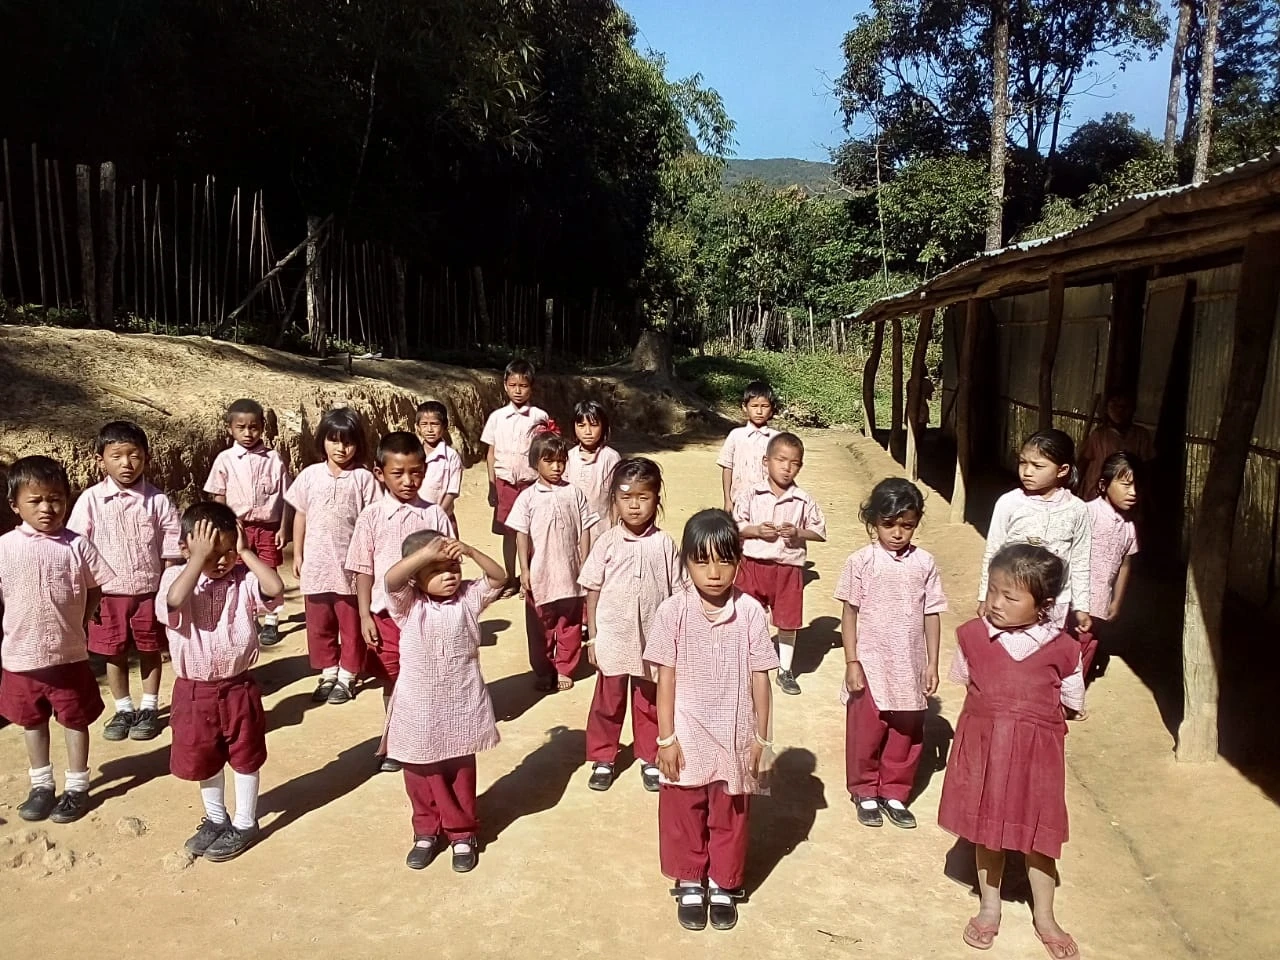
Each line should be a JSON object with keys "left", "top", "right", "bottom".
{"left": 536, "top": 418, "right": 561, "bottom": 437}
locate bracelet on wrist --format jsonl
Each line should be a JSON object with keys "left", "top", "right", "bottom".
{"left": 846, "top": 658, "right": 861, "bottom": 665}
{"left": 754, "top": 732, "right": 773, "bottom": 748}
{"left": 656, "top": 733, "right": 678, "bottom": 749}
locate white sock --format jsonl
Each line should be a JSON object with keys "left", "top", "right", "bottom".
{"left": 859, "top": 798, "right": 879, "bottom": 810}
{"left": 337, "top": 668, "right": 356, "bottom": 686}
{"left": 885, "top": 798, "right": 907, "bottom": 810}
{"left": 29, "top": 765, "right": 55, "bottom": 791}
{"left": 140, "top": 693, "right": 159, "bottom": 712}
{"left": 64, "top": 769, "right": 91, "bottom": 794}
{"left": 232, "top": 770, "right": 260, "bottom": 830}
{"left": 115, "top": 696, "right": 134, "bottom": 713}
{"left": 264, "top": 612, "right": 279, "bottom": 627}
{"left": 321, "top": 666, "right": 339, "bottom": 681}
{"left": 708, "top": 878, "right": 734, "bottom": 902}
{"left": 677, "top": 880, "right": 704, "bottom": 905}
{"left": 200, "top": 770, "right": 228, "bottom": 824}
{"left": 776, "top": 634, "right": 796, "bottom": 672}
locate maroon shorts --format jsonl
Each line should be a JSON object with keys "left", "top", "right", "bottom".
{"left": 491, "top": 479, "right": 531, "bottom": 535}
{"left": 0, "top": 662, "right": 104, "bottom": 730}
{"left": 242, "top": 521, "right": 282, "bottom": 569}
{"left": 365, "top": 611, "right": 402, "bottom": 688}
{"left": 88, "top": 593, "right": 166, "bottom": 656}
{"left": 170, "top": 673, "right": 268, "bottom": 782}
{"left": 735, "top": 557, "right": 804, "bottom": 630}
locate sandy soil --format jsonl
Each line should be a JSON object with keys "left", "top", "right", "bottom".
{"left": 1, "top": 425, "right": 1270, "bottom": 959}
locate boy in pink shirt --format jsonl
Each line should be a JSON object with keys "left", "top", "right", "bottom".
{"left": 69, "top": 421, "right": 182, "bottom": 743}
{"left": 734, "top": 433, "right": 827, "bottom": 697}
{"left": 507, "top": 432, "right": 598, "bottom": 692}
{"left": 481, "top": 359, "right": 549, "bottom": 594}
{"left": 157, "top": 502, "right": 285, "bottom": 862}
{"left": 718, "top": 381, "right": 779, "bottom": 512}
{"left": 204, "top": 398, "right": 292, "bottom": 646}
{"left": 0, "top": 456, "right": 113, "bottom": 824}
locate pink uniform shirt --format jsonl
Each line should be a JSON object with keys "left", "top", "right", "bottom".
{"left": 1085, "top": 497, "right": 1138, "bottom": 617}
{"left": 949, "top": 619, "right": 1085, "bottom": 712}
{"left": 578, "top": 524, "right": 684, "bottom": 678}
{"left": 421, "top": 442, "right": 464, "bottom": 507}
{"left": 645, "top": 588, "right": 779, "bottom": 794}
{"left": 717, "top": 425, "right": 778, "bottom": 507}
{"left": 0, "top": 526, "right": 114, "bottom": 671}
{"left": 734, "top": 481, "right": 827, "bottom": 567}
{"left": 157, "top": 565, "right": 282, "bottom": 681}
{"left": 68, "top": 477, "right": 181, "bottom": 596}
{"left": 507, "top": 481, "right": 598, "bottom": 606}
{"left": 285, "top": 464, "right": 381, "bottom": 596}
{"left": 384, "top": 578, "right": 503, "bottom": 765}
{"left": 203, "top": 443, "right": 291, "bottom": 523}
{"left": 565, "top": 445, "right": 621, "bottom": 547}
{"left": 344, "top": 494, "right": 454, "bottom": 615}
{"left": 480, "top": 404, "right": 549, "bottom": 484}
{"left": 835, "top": 543, "right": 949, "bottom": 711}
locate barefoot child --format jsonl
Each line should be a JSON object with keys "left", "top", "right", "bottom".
{"left": 69, "top": 421, "right": 181, "bottom": 742}
{"left": 717, "top": 380, "right": 778, "bottom": 512}
{"left": 1082, "top": 451, "right": 1140, "bottom": 682}
{"left": 204, "top": 399, "right": 291, "bottom": 646}
{"left": 507, "top": 432, "right": 598, "bottom": 692}
{"left": 0, "top": 456, "right": 112, "bottom": 824}
{"left": 734, "top": 432, "right": 826, "bottom": 696}
{"left": 481, "top": 359, "right": 549, "bottom": 594}
{"left": 836, "top": 478, "right": 946, "bottom": 829}
{"left": 647, "top": 509, "right": 777, "bottom": 932}
{"left": 565, "top": 400, "right": 621, "bottom": 555}
{"left": 938, "top": 544, "right": 1084, "bottom": 958}
{"left": 345, "top": 432, "right": 453, "bottom": 771}
{"left": 579, "top": 457, "right": 682, "bottom": 793}
{"left": 285, "top": 408, "right": 380, "bottom": 705}
{"left": 385, "top": 531, "right": 506, "bottom": 874}
{"left": 157, "top": 503, "right": 285, "bottom": 862}
{"left": 415, "top": 400, "right": 463, "bottom": 534}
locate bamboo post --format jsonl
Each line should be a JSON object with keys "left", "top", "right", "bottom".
{"left": 472, "top": 265, "right": 491, "bottom": 346}
{"left": 53, "top": 161, "right": 71, "bottom": 307}
{"left": 74, "top": 166, "right": 96, "bottom": 324}
{"left": 98, "top": 162, "right": 117, "bottom": 325}
{"left": 950, "top": 299, "right": 983, "bottom": 524}
{"left": 543, "top": 297, "right": 555, "bottom": 369}
{"left": 173, "top": 181, "right": 180, "bottom": 328}
{"left": 43, "top": 159, "right": 61, "bottom": 309}
{"left": 305, "top": 214, "right": 321, "bottom": 348}
{"left": 905, "top": 308, "right": 936, "bottom": 481}
{"left": 131, "top": 185, "right": 140, "bottom": 318}
{"left": 189, "top": 183, "right": 197, "bottom": 327}
{"left": 1176, "top": 231, "right": 1280, "bottom": 761}
{"left": 0, "top": 200, "right": 5, "bottom": 295}
{"left": 142, "top": 181, "right": 150, "bottom": 319}
{"left": 890, "top": 317, "right": 905, "bottom": 457}
{"left": 2, "top": 140, "right": 23, "bottom": 303}
{"left": 155, "top": 190, "right": 167, "bottom": 331}
{"left": 31, "top": 145, "right": 47, "bottom": 306}
{"left": 1038, "top": 273, "right": 1065, "bottom": 430}
{"left": 808, "top": 305, "right": 815, "bottom": 353}
{"left": 861, "top": 320, "right": 884, "bottom": 438}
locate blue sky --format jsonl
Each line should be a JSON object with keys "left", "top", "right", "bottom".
{"left": 619, "top": 0, "right": 1175, "bottom": 161}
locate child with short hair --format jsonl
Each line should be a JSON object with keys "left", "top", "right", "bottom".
{"left": 580, "top": 457, "right": 682, "bottom": 793}
{"left": 204, "top": 398, "right": 292, "bottom": 646}
{"left": 647, "top": 509, "right": 777, "bottom": 932}
{"left": 0, "top": 456, "right": 113, "bottom": 824}
{"left": 734, "top": 432, "right": 826, "bottom": 696}
{"left": 836, "top": 478, "right": 947, "bottom": 829}
{"left": 717, "top": 380, "right": 779, "bottom": 512}
{"left": 565, "top": 400, "right": 621, "bottom": 555}
{"left": 415, "top": 400, "right": 463, "bottom": 533}
{"left": 939, "top": 544, "right": 1083, "bottom": 958}
{"left": 69, "top": 420, "right": 182, "bottom": 742}
{"left": 507, "top": 432, "right": 598, "bottom": 692}
{"left": 285, "top": 408, "right": 380, "bottom": 705}
{"left": 157, "top": 502, "right": 285, "bottom": 862}
{"left": 385, "top": 530, "right": 507, "bottom": 874}
{"left": 1082, "top": 451, "right": 1140, "bottom": 685}
{"left": 481, "top": 359, "right": 549, "bottom": 593}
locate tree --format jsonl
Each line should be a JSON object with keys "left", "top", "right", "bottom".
{"left": 987, "top": 0, "right": 1012, "bottom": 249}
{"left": 1194, "top": 0, "right": 1223, "bottom": 181}
{"left": 1165, "top": 0, "right": 1195, "bottom": 158}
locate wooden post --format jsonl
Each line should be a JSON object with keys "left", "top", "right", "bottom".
{"left": 905, "top": 308, "right": 936, "bottom": 481}
{"left": 98, "top": 162, "right": 117, "bottom": 325}
{"left": 1038, "top": 273, "right": 1065, "bottom": 430}
{"left": 890, "top": 318, "right": 905, "bottom": 457}
{"left": 950, "top": 298, "right": 983, "bottom": 524}
{"left": 1176, "top": 231, "right": 1280, "bottom": 762}
{"left": 75, "top": 166, "right": 96, "bottom": 325}
{"left": 1107, "top": 269, "right": 1147, "bottom": 398}
{"left": 2, "top": 140, "right": 23, "bottom": 304}
{"left": 862, "top": 320, "right": 884, "bottom": 438}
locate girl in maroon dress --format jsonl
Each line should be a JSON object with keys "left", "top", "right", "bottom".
{"left": 938, "top": 544, "right": 1085, "bottom": 960}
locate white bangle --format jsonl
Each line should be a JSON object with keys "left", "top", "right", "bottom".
{"left": 754, "top": 732, "right": 773, "bottom": 748}
{"left": 657, "top": 733, "right": 678, "bottom": 749}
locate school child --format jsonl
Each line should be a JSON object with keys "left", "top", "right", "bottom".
{"left": 717, "top": 380, "right": 779, "bottom": 512}
{"left": 507, "top": 432, "right": 598, "bottom": 692}
{"left": 157, "top": 502, "right": 286, "bottom": 862}
{"left": 384, "top": 530, "right": 507, "bottom": 873}
{"left": 68, "top": 421, "right": 182, "bottom": 742}
{"left": 285, "top": 408, "right": 381, "bottom": 705}
{"left": 646, "top": 509, "right": 777, "bottom": 932}
{"left": 481, "top": 359, "right": 550, "bottom": 593}
{"left": 1082, "top": 451, "right": 1140, "bottom": 685}
{"left": 0, "top": 456, "right": 113, "bottom": 824}
{"left": 345, "top": 432, "right": 453, "bottom": 771}
{"left": 414, "top": 400, "right": 463, "bottom": 533}
{"left": 938, "top": 544, "right": 1084, "bottom": 958}
{"left": 836, "top": 478, "right": 947, "bottom": 829}
{"left": 579, "top": 457, "right": 682, "bottom": 793}
{"left": 1078, "top": 392, "right": 1155, "bottom": 499}
{"left": 734, "top": 432, "right": 826, "bottom": 696}
{"left": 977, "top": 429, "right": 1091, "bottom": 638}
{"left": 565, "top": 400, "right": 621, "bottom": 555}
{"left": 204, "top": 398, "right": 291, "bottom": 646}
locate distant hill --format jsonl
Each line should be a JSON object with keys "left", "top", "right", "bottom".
{"left": 722, "top": 158, "right": 837, "bottom": 194}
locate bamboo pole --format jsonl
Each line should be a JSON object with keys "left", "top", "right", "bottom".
{"left": 1038, "top": 273, "right": 1065, "bottom": 430}
{"left": 0, "top": 200, "right": 6, "bottom": 296}
{"left": 141, "top": 181, "right": 149, "bottom": 319}
{"left": 43, "top": 158, "right": 61, "bottom": 309}
{"left": 98, "top": 162, "right": 117, "bottom": 325}
{"left": 31, "top": 145, "right": 47, "bottom": 307}
{"left": 189, "top": 182, "right": 197, "bottom": 328}
{"left": 173, "top": 181, "right": 180, "bottom": 328}
{"left": 155, "top": 190, "right": 167, "bottom": 331}
{"left": 53, "top": 161, "right": 71, "bottom": 307}
{"left": 2, "top": 140, "right": 23, "bottom": 303}
{"left": 950, "top": 298, "right": 983, "bottom": 524}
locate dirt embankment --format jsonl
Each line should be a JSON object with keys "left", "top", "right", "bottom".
{"left": 0, "top": 325, "right": 712, "bottom": 510}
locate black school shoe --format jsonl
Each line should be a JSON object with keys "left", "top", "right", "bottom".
{"left": 854, "top": 797, "right": 883, "bottom": 827}
{"left": 103, "top": 710, "right": 136, "bottom": 741}
{"left": 776, "top": 669, "right": 802, "bottom": 696}
{"left": 406, "top": 835, "right": 441, "bottom": 870}
{"left": 708, "top": 885, "right": 743, "bottom": 931}
{"left": 18, "top": 787, "right": 57, "bottom": 822}
{"left": 312, "top": 678, "right": 337, "bottom": 703}
{"left": 326, "top": 681, "right": 353, "bottom": 705}
{"left": 588, "top": 763, "right": 614, "bottom": 792}
{"left": 671, "top": 884, "right": 708, "bottom": 931}
{"left": 379, "top": 756, "right": 403, "bottom": 774}
{"left": 203, "top": 821, "right": 261, "bottom": 862}
{"left": 451, "top": 837, "right": 479, "bottom": 873}
{"left": 185, "top": 817, "right": 228, "bottom": 857}
{"left": 258, "top": 622, "right": 281, "bottom": 647}
{"left": 879, "top": 798, "right": 917, "bottom": 829}
{"left": 641, "top": 764, "right": 661, "bottom": 793}
{"left": 130, "top": 708, "right": 162, "bottom": 741}
{"left": 50, "top": 790, "right": 91, "bottom": 824}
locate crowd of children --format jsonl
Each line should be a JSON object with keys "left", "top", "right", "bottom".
{"left": 0, "top": 357, "right": 1147, "bottom": 954}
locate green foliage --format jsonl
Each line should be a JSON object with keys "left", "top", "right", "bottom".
{"left": 722, "top": 159, "right": 838, "bottom": 193}
{"left": 880, "top": 155, "right": 988, "bottom": 270}
{"left": 676, "top": 351, "right": 867, "bottom": 427}
{"left": 1017, "top": 152, "right": 1177, "bottom": 242}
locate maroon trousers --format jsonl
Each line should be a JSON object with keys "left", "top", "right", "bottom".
{"left": 402, "top": 755, "right": 478, "bottom": 841}
{"left": 526, "top": 596, "right": 584, "bottom": 680}
{"left": 585, "top": 672, "right": 658, "bottom": 765}
{"left": 658, "top": 782, "right": 750, "bottom": 889}
{"left": 303, "top": 594, "right": 364, "bottom": 674}
{"left": 845, "top": 687, "right": 925, "bottom": 803}
{"left": 1077, "top": 627, "right": 1100, "bottom": 680}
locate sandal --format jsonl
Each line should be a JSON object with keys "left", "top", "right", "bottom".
{"left": 962, "top": 916, "right": 1000, "bottom": 950}
{"left": 1034, "top": 928, "right": 1079, "bottom": 959}
{"left": 405, "top": 835, "right": 441, "bottom": 870}
{"left": 556, "top": 675, "right": 574, "bottom": 692}
{"left": 312, "top": 678, "right": 338, "bottom": 703}
{"left": 499, "top": 580, "right": 521, "bottom": 600}
{"left": 670, "top": 884, "right": 707, "bottom": 931}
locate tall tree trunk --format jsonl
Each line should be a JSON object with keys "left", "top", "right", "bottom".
{"left": 98, "top": 162, "right": 117, "bottom": 325}
{"left": 75, "top": 165, "right": 96, "bottom": 325}
{"left": 985, "top": 0, "right": 1012, "bottom": 251}
{"left": 1166, "top": 0, "right": 1194, "bottom": 159}
{"left": 391, "top": 255, "right": 407, "bottom": 358}
{"left": 1193, "top": 0, "right": 1221, "bottom": 182}
{"left": 543, "top": 297, "right": 555, "bottom": 369}
{"left": 305, "top": 215, "right": 323, "bottom": 351}
{"left": 471, "top": 265, "right": 491, "bottom": 346}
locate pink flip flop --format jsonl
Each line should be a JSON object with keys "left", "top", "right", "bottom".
{"left": 962, "top": 916, "right": 999, "bottom": 950}
{"left": 1035, "top": 928, "right": 1080, "bottom": 959}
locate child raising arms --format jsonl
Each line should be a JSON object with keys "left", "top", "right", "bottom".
{"left": 647, "top": 509, "right": 777, "bottom": 932}
{"left": 565, "top": 400, "right": 621, "bottom": 555}
{"left": 415, "top": 400, "right": 463, "bottom": 532}
{"left": 579, "top": 457, "right": 683, "bottom": 793}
